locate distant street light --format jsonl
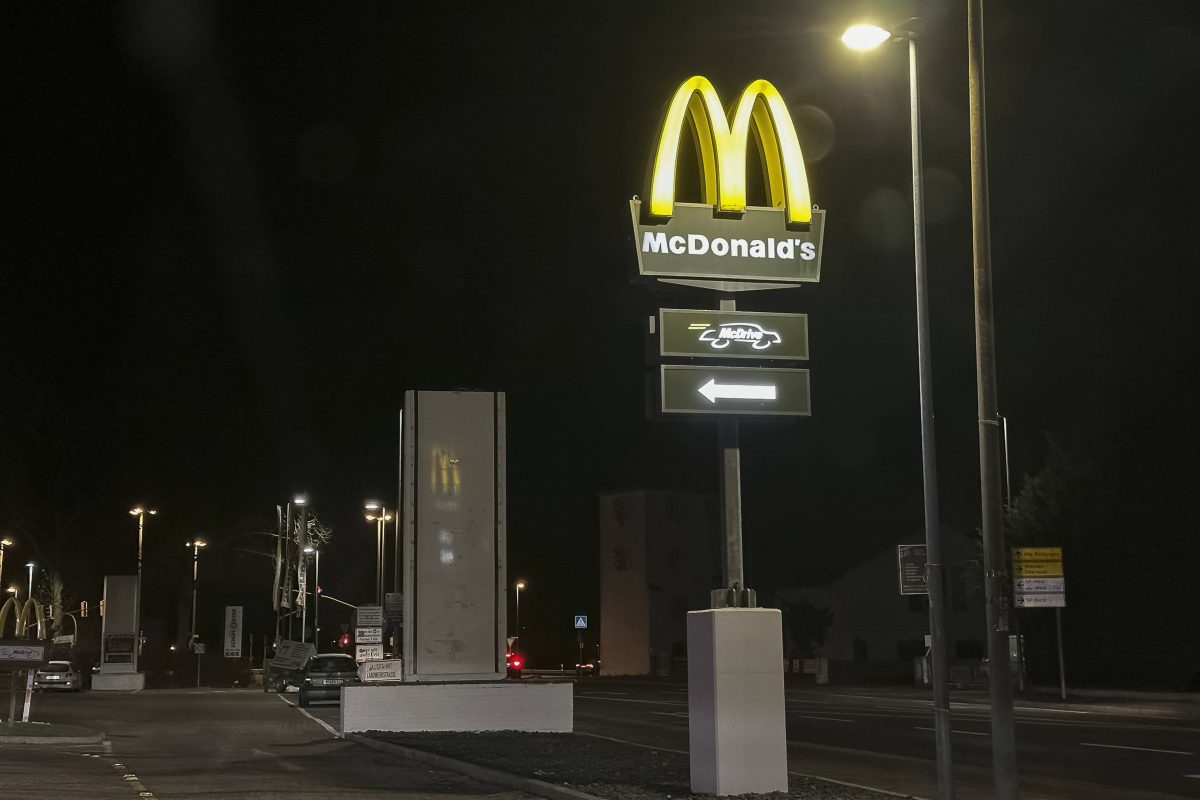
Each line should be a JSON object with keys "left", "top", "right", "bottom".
{"left": 129, "top": 505, "right": 157, "bottom": 661}
{"left": 0, "top": 537, "right": 13, "bottom": 592}
{"left": 293, "top": 495, "right": 310, "bottom": 642}
{"left": 185, "top": 540, "right": 208, "bottom": 648}
{"left": 514, "top": 580, "right": 527, "bottom": 638}
{"left": 303, "top": 545, "right": 321, "bottom": 645}
{"left": 364, "top": 502, "right": 393, "bottom": 608}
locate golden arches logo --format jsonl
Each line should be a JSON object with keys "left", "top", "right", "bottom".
{"left": 649, "top": 76, "right": 813, "bottom": 226}
{"left": 0, "top": 596, "right": 47, "bottom": 639}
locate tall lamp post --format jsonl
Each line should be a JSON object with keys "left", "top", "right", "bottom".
{"left": 129, "top": 506, "right": 157, "bottom": 659}
{"left": 0, "top": 537, "right": 13, "bottom": 592}
{"left": 843, "top": 20, "right": 954, "bottom": 800}
{"left": 364, "top": 502, "right": 392, "bottom": 608}
{"left": 293, "top": 495, "right": 309, "bottom": 642}
{"left": 967, "top": 1, "right": 1019, "bottom": 796}
{"left": 303, "top": 546, "right": 320, "bottom": 646}
{"left": 185, "top": 539, "right": 207, "bottom": 647}
{"left": 514, "top": 580, "right": 526, "bottom": 639}
{"left": 25, "top": 562, "right": 35, "bottom": 601}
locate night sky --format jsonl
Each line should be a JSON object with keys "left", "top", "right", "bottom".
{"left": 4, "top": 1, "right": 1199, "bottom": 677}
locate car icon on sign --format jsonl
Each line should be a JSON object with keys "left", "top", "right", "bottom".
{"left": 697, "top": 322, "right": 782, "bottom": 350}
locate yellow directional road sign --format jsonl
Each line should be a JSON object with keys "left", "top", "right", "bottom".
{"left": 1012, "top": 560, "right": 1064, "bottom": 577}
{"left": 1012, "top": 547, "right": 1062, "bottom": 561}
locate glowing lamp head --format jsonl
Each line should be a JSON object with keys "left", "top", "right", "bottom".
{"left": 842, "top": 23, "right": 892, "bottom": 51}
{"left": 292, "top": 495, "right": 308, "bottom": 506}
{"left": 303, "top": 545, "right": 315, "bottom": 554}
{"left": 515, "top": 580, "right": 526, "bottom": 590}
{"left": 0, "top": 537, "right": 12, "bottom": 547}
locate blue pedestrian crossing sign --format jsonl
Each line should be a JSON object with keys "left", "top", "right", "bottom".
{"left": 574, "top": 615, "right": 588, "bottom": 629}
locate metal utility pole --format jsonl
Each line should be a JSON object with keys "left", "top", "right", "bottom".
{"left": 968, "top": 1, "right": 1018, "bottom": 796}
{"left": 903, "top": 27, "right": 956, "bottom": 800}
{"left": 186, "top": 540, "right": 207, "bottom": 647}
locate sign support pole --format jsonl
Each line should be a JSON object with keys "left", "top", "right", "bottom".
{"left": 715, "top": 295, "right": 752, "bottom": 608}
{"left": 7, "top": 669, "right": 18, "bottom": 727}
{"left": 1056, "top": 607, "right": 1066, "bottom": 700}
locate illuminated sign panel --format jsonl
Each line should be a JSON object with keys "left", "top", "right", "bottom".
{"left": 659, "top": 308, "right": 809, "bottom": 361}
{"left": 660, "top": 364, "right": 811, "bottom": 416}
{"left": 631, "top": 76, "right": 825, "bottom": 286}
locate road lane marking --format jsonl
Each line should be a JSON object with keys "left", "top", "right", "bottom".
{"left": 1185, "top": 774, "right": 1200, "bottom": 779}
{"left": 649, "top": 711, "right": 689, "bottom": 718}
{"left": 576, "top": 694, "right": 687, "bottom": 707}
{"left": 276, "top": 693, "right": 342, "bottom": 738}
{"left": 1080, "top": 742, "right": 1192, "bottom": 756}
{"left": 584, "top": 691, "right": 631, "bottom": 695}
{"left": 790, "top": 714, "right": 856, "bottom": 723}
{"left": 915, "top": 726, "right": 988, "bottom": 736}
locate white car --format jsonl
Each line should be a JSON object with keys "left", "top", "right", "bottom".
{"left": 34, "top": 660, "right": 83, "bottom": 691}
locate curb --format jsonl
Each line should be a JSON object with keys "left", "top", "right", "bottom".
{"left": 0, "top": 730, "right": 104, "bottom": 746}
{"left": 346, "top": 733, "right": 604, "bottom": 800}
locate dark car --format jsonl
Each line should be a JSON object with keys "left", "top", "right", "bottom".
{"left": 34, "top": 660, "right": 83, "bottom": 691}
{"left": 298, "top": 653, "right": 360, "bottom": 707}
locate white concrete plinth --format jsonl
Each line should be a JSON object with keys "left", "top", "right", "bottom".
{"left": 687, "top": 608, "right": 787, "bottom": 795}
{"left": 91, "top": 672, "right": 146, "bottom": 691}
{"left": 341, "top": 680, "right": 572, "bottom": 733}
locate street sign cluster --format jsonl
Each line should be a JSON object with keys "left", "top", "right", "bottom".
{"left": 1012, "top": 547, "right": 1066, "bottom": 608}
{"left": 654, "top": 308, "right": 811, "bottom": 417}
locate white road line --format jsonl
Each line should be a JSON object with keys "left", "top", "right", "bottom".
{"left": 791, "top": 714, "right": 856, "bottom": 723}
{"left": 649, "top": 711, "right": 689, "bottom": 718}
{"left": 1080, "top": 742, "right": 1192, "bottom": 756}
{"left": 915, "top": 726, "right": 988, "bottom": 736}
{"left": 276, "top": 693, "right": 341, "bottom": 738}
{"left": 1185, "top": 774, "right": 1200, "bottom": 779}
{"left": 576, "top": 694, "right": 687, "bottom": 707}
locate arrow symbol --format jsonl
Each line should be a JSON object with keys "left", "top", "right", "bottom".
{"left": 698, "top": 378, "right": 777, "bottom": 404}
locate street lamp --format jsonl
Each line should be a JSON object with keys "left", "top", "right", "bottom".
{"left": 0, "top": 537, "right": 12, "bottom": 592}
{"left": 303, "top": 545, "right": 320, "bottom": 646}
{"left": 25, "top": 561, "right": 35, "bottom": 600}
{"left": 185, "top": 540, "right": 207, "bottom": 648}
{"left": 129, "top": 505, "right": 157, "bottom": 661}
{"left": 842, "top": 19, "right": 954, "bottom": 800}
{"left": 514, "top": 580, "right": 526, "bottom": 638}
{"left": 364, "top": 502, "right": 392, "bottom": 608}
{"left": 292, "top": 495, "right": 310, "bottom": 642}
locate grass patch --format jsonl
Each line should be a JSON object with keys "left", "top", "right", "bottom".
{"left": 0, "top": 720, "right": 96, "bottom": 737}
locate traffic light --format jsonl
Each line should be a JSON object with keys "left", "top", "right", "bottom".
{"left": 80, "top": 600, "right": 88, "bottom": 618}
{"left": 338, "top": 633, "right": 350, "bottom": 649}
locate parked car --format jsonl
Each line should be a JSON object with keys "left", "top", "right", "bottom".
{"left": 34, "top": 660, "right": 83, "bottom": 691}
{"left": 575, "top": 661, "right": 597, "bottom": 676}
{"left": 298, "top": 653, "right": 360, "bottom": 707}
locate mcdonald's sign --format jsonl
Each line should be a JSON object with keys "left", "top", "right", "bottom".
{"left": 631, "top": 76, "right": 826, "bottom": 286}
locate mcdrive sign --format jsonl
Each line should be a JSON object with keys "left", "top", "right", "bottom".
{"left": 630, "top": 76, "right": 825, "bottom": 285}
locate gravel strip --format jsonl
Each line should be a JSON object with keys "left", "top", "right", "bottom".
{"left": 363, "top": 731, "right": 905, "bottom": 800}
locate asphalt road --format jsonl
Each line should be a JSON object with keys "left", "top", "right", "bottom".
{"left": 570, "top": 680, "right": 1200, "bottom": 800}
{"left": 2, "top": 687, "right": 532, "bottom": 800}
{"left": 8, "top": 681, "right": 1198, "bottom": 800}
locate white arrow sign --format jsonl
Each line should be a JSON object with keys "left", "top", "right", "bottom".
{"left": 698, "top": 378, "right": 777, "bottom": 404}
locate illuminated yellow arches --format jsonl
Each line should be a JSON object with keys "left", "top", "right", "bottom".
{"left": 649, "top": 76, "right": 813, "bottom": 225}
{"left": 0, "top": 596, "right": 46, "bottom": 639}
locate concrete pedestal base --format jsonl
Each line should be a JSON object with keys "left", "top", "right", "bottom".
{"left": 687, "top": 608, "right": 787, "bottom": 795}
{"left": 341, "top": 680, "right": 572, "bottom": 733}
{"left": 91, "top": 672, "right": 146, "bottom": 691}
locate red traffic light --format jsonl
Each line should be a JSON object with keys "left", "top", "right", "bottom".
{"left": 339, "top": 633, "right": 350, "bottom": 647}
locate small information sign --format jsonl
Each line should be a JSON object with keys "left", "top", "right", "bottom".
{"left": 897, "top": 544, "right": 928, "bottom": 595}
{"left": 356, "top": 605, "right": 383, "bottom": 627}
{"left": 359, "top": 658, "right": 403, "bottom": 682}
{"left": 574, "top": 615, "right": 588, "bottom": 629}
{"left": 1012, "top": 547, "right": 1065, "bottom": 607}
{"left": 356, "top": 643, "right": 383, "bottom": 662}
{"left": 356, "top": 626, "right": 383, "bottom": 644}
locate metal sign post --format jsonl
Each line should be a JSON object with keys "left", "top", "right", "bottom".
{"left": 1013, "top": 547, "right": 1067, "bottom": 699}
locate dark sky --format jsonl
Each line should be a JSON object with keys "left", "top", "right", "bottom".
{"left": 4, "top": 1, "right": 1199, "bottom": 657}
